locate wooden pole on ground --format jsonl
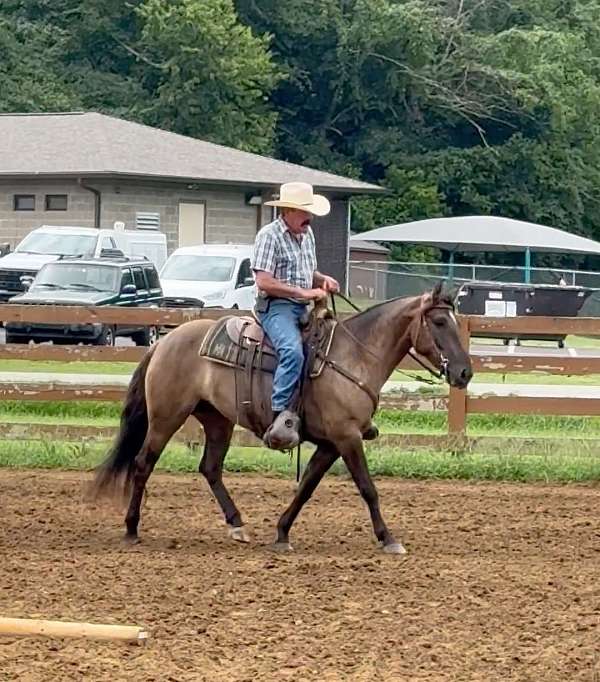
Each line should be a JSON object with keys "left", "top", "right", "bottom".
{"left": 0, "top": 617, "right": 148, "bottom": 644}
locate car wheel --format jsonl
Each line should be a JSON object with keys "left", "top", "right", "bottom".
{"left": 131, "top": 326, "right": 159, "bottom": 346}
{"left": 148, "top": 326, "right": 159, "bottom": 345}
{"left": 93, "top": 326, "right": 115, "bottom": 346}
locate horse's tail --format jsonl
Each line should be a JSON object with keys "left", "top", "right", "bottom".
{"left": 88, "top": 346, "right": 155, "bottom": 505}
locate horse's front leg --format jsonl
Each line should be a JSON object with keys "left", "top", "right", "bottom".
{"left": 337, "top": 434, "right": 406, "bottom": 555}
{"left": 274, "top": 443, "right": 338, "bottom": 550}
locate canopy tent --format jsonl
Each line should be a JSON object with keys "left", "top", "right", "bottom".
{"left": 350, "top": 216, "right": 600, "bottom": 283}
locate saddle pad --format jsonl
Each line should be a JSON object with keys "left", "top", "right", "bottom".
{"left": 199, "top": 314, "right": 336, "bottom": 378}
{"left": 198, "top": 316, "right": 238, "bottom": 367}
{"left": 199, "top": 316, "right": 277, "bottom": 373}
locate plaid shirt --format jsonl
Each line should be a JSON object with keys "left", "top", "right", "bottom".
{"left": 252, "top": 217, "right": 317, "bottom": 292}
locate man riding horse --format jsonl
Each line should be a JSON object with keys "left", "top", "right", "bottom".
{"left": 252, "top": 182, "right": 340, "bottom": 450}
{"left": 89, "top": 183, "right": 473, "bottom": 554}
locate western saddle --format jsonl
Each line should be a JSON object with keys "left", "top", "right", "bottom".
{"left": 225, "top": 316, "right": 275, "bottom": 352}
{"left": 199, "top": 302, "right": 336, "bottom": 436}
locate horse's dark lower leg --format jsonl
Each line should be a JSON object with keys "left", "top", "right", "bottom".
{"left": 124, "top": 410, "right": 190, "bottom": 540}
{"left": 195, "top": 408, "right": 245, "bottom": 539}
{"left": 340, "top": 437, "right": 405, "bottom": 554}
{"left": 275, "top": 444, "right": 338, "bottom": 546}
{"left": 124, "top": 430, "right": 167, "bottom": 540}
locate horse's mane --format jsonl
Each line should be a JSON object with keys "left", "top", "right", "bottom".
{"left": 344, "top": 295, "right": 412, "bottom": 330}
{"left": 344, "top": 283, "right": 454, "bottom": 331}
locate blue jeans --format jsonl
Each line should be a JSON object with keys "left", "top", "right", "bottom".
{"left": 258, "top": 299, "right": 307, "bottom": 412}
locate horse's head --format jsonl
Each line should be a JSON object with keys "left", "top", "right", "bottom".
{"left": 410, "top": 283, "right": 473, "bottom": 389}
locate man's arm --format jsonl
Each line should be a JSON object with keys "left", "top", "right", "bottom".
{"left": 255, "top": 271, "right": 327, "bottom": 301}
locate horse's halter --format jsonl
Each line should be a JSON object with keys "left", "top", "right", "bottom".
{"left": 329, "top": 291, "right": 452, "bottom": 385}
{"left": 410, "top": 296, "right": 455, "bottom": 381}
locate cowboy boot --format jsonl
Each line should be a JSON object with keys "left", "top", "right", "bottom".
{"left": 263, "top": 410, "right": 301, "bottom": 451}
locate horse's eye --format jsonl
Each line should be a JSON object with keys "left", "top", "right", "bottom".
{"left": 433, "top": 318, "right": 446, "bottom": 327}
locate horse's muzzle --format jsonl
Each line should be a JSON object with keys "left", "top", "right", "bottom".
{"left": 447, "top": 365, "right": 473, "bottom": 389}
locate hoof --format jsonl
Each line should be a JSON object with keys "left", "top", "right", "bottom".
{"left": 228, "top": 525, "right": 251, "bottom": 543}
{"left": 123, "top": 533, "right": 140, "bottom": 546}
{"left": 382, "top": 542, "right": 407, "bottom": 555}
{"left": 272, "top": 541, "right": 294, "bottom": 552}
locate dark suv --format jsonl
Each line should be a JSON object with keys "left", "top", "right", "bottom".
{"left": 5, "top": 253, "right": 163, "bottom": 345}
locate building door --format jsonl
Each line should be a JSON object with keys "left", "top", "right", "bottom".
{"left": 178, "top": 202, "right": 205, "bottom": 247}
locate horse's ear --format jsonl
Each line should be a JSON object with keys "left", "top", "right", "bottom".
{"left": 446, "top": 284, "right": 460, "bottom": 301}
{"left": 420, "top": 291, "right": 433, "bottom": 308}
{"left": 431, "top": 281, "right": 444, "bottom": 303}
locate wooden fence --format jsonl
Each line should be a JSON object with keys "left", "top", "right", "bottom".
{"left": 0, "top": 304, "right": 599, "bottom": 445}
{"left": 447, "top": 316, "right": 600, "bottom": 438}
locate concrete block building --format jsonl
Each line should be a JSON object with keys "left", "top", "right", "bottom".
{"left": 0, "top": 112, "right": 381, "bottom": 286}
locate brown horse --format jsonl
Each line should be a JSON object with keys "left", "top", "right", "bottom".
{"left": 90, "top": 285, "right": 472, "bottom": 555}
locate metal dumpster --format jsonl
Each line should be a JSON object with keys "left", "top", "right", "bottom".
{"left": 455, "top": 282, "right": 593, "bottom": 346}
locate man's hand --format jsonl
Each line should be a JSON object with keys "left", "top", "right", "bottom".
{"left": 314, "top": 271, "right": 340, "bottom": 293}
{"left": 299, "top": 288, "right": 328, "bottom": 302}
{"left": 321, "top": 275, "right": 340, "bottom": 293}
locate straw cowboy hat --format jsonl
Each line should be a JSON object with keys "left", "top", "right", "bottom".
{"left": 265, "top": 182, "right": 330, "bottom": 217}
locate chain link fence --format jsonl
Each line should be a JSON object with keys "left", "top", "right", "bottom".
{"left": 348, "top": 260, "right": 600, "bottom": 317}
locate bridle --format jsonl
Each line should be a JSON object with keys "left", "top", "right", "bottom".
{"left": 409, "top": 300, "right": 455, "bottom": 381}
{"left": 331, "top": 292, "right": 453, "bottom": 384}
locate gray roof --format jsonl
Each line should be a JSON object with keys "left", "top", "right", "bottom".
{"left": 349, "top": 237, "right": 390, "bottom": 254}
{"left": 0, "top": 112, "right": 382, "bottom": 195}
{"left": 351, "top": 216, "right": 600, "bottom": 255}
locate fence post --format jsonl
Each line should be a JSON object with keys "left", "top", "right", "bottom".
{"left": 447, "top": 317, "right": 470, "bottom": 440}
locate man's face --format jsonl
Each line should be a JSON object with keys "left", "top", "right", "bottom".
{"left": 282, "top": 209, "right": 311, "bottom": 235}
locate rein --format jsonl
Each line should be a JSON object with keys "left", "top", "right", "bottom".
{"left": 330, "top": 292, "right": 447, "bottom": 385}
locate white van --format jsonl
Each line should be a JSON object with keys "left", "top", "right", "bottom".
{"left": 160, "top": 244, "right": 256, "bottom": 309}
{"left": 0, "top": 225, "right": 167, "bottom": 301}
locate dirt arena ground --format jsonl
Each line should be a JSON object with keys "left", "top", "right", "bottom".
{"left": 0, "top": 470, "right": 598, "bottom": 681}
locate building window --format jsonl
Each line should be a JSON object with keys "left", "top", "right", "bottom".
{"left": 45, "top": 194, "right": 68, "bottom": 211}
{"left": 14, "top": 195, "right": 35, "bottom": 211}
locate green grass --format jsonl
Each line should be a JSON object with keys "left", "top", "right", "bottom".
{"left": 0, "top": 360, "right": 134, "bottom": 374}
{"left": 0, "top": 401, "right": 121, "bottom": 424}
{"left": 376, "top": 410, "right": 600, "bottom": 438}
{"left": 0, "top": 439, "right": 598, "bottom": 483}
{"left": 0, "top": 403, "right": 597, "bottom": 482}
{"left": 0, "top": 402, "right": 599, "bottom": 440}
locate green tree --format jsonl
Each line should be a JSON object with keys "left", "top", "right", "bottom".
{"left": 0, "top": 17, "right": 80, "bottom": 111}
{"left": 1, "top": 0, "right": 145, "bottom": 114}
{"left": 1, "top": 0, "right": 281, "bottom": 152}
{"left": 238, "top": 0, "right": 600, "bottom": 260}
{"left": 136, "top": 0, "right": 281, "bottom": 152}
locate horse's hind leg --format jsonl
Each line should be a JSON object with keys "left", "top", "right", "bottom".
{"left": 194, "top": 406, "right": 247, "bottom": 542}
{"left": 124, "top": 415, "right": 187, "bottom": 542}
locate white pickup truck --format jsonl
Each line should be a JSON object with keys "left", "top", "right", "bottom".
{"left": 0, "top": 225, "right": 167, "bottom": 301}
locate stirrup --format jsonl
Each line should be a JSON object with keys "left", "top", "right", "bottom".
{"left": 263, "top": 410, "right": 300, "bottom": 451}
